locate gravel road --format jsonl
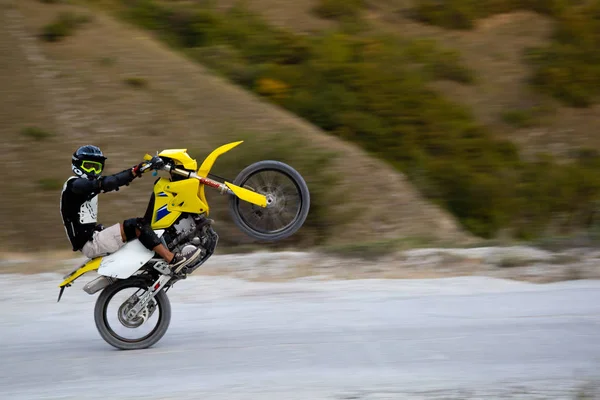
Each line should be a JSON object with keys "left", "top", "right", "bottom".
{"left": 1, "top": 273, "right": 599, "bottom": 399}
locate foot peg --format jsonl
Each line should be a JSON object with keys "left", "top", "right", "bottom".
{"left": 153, "top": 261, "right": 172, "bottom": 276}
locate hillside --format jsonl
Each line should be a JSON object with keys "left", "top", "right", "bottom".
{"left": 225, "top": 0, "right": 600, "bottom": 155}
{"left": 0, "top": 0, "right": 469, "bottom": 253}
{"left": 84, "top": 0, "right": 600, "bottom": 241}
{"left": 366, "top": 1, "right": 600, "bottom": 156}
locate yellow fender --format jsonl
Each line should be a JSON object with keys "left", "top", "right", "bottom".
{"left": 57, "top": 258, "right": 103, "bottom": 302}
{"left": 197, "top": 141, "right": 243, "bottom": 215}
{"left": 196, "top": 140, "right": 267, "bottom": 210}
{"left": 197, "top": 141, "right": 243, "bottom": 178}
{"left": 59, "top": 257, "right": 102, "bottom": 288}
{"left": 224, "top": 182, "right": 268, "bottom": 207}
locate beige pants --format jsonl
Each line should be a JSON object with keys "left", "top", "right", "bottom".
{"left": 81, "top": 223, "right": 125, "bottom": 259}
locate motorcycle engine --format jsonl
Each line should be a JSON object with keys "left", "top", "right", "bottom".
{"left": 163, "top": 214, "right": 217, "bottom": 257}
{"left": 173, "top": 215, "right": 196, "bottom": 239}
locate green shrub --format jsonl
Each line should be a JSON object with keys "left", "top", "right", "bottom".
{"left": 404, "top": 39, "right": 475, "bottom": 84}
{"left": 526, "top": 2, "right": 600, "bottom": 108}
{"left": 188, "top": 45, "right": 264, "bottom": 87}
{"left": 41, "top": 21, "right": 72, "bottom": 42}
{"left": 338, "top": 13, "right": 370, "bottom": 34}
{"left": 221, "top": 3, "right": 313, "bottom": 65}
{"left": 40, "top": 11, "right": 91, "bottom": 42}
{"left": 20, "top": 126, "right": 54, "bottom": 140}
{"left": 411, "top": 0, "right": 572, "bottom": 30}
{"left": 412, "top": 0, "right": 480, "bottom": 30}
{"left": 38, "top": 178, "right": 62, "bottom": 191}
{"left": 98, "top": 56, "right": 116, "bottom": 66}
{"left": 113, "top": 0, "right": 600, "bottom": 240}
{"left": 123, "top": 76, "right": 148, "bottom": 88}
{"left": 500, "top": 106, "right": 548, "bottom": 128}
{"left": 312, "top": 0, "right": 366, "bottom": 20}
{"left": 428, "top": 54, "right": 475, "bottom": 83}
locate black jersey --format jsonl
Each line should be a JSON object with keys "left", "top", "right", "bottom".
{"left": 60, "top": 169, "right": 136, "bottom": 251}
{"left": 60, "top": 176, "right": 100, "bottom": 251}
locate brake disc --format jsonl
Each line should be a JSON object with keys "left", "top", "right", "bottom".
{"left": 117, "top": 296, "right": 151, "bottom": 328}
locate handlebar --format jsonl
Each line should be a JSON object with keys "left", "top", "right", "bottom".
{"left": 142, "top": 153, "right": 234, "bottom": 195}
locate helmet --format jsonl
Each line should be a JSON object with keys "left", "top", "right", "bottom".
{"left": 72, "top": 145, "right": 107, "bottom": 180}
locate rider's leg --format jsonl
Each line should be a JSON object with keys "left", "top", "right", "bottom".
{"left": 81, "top": 223, "right": 126, "bottom": 259}
{"left": 119, "top": 223, "right": 174, "bottom": 262}
{"left": 122, "top": 218, "right": 202, "bottom": 271}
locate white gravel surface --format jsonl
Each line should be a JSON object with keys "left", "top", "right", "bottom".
{"left": 1, "top": 273, "right": 600, "bottom": 399}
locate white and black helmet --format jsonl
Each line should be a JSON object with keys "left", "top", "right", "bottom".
{"left": 72, "top": 145, "right": 107, "bottom": 180}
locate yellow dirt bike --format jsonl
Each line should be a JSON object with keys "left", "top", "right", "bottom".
{"left": 57, "top": 141, "right": 310, "bottom": 350}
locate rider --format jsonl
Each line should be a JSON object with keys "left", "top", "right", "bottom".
{"left": 60, "top": 145, "right": 202, "bottom": 272}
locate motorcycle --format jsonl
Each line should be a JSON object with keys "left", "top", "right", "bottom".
{"left": 57, "top": 141, "right": 310, "bottom": 350}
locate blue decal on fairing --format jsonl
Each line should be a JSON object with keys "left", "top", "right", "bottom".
{"left": 155, "top": 205, "right": 170, "bottom": 222}
{"left": 157, "top": 192, "right": 168, "bottom": 197}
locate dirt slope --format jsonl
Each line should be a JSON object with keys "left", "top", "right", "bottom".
{"left": 0, "top": 0, "right": 469, "bottom": 253}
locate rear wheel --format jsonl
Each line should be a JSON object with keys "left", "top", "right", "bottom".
{"left": 94, "top": 278, "right": 171, "bottom": 350}
{"left": 229, "top": 160, "right": 310, "bottom": 241}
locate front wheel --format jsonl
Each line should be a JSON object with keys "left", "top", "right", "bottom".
{"left": 94, "top": 278, "right": 171, "bottom": 350}
{"left": 229, "top": 160, "right": 310, "bottom": 241}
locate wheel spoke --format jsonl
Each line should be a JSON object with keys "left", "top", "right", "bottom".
{"left": 272, "top": 212, "right": 286, "bottom": 231}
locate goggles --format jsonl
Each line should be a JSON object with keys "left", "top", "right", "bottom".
{"left": 81, "top": 160, "right": 104, "bottom": 174}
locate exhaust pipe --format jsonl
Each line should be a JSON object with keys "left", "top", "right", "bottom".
{"left": 83, "top": 276, "right": 114, "bottom": 295}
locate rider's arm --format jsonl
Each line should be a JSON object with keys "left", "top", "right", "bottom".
{"left": 69, "top": 177, "right": 101, "bottom": 195}
{"left": 70, "top": 168, "right": 136, "bottom": 195}
{"left": 98, "top": 168, "right": 136, "bottom": 192}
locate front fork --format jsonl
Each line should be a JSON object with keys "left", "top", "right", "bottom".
{"left": 126, "top": 265, "right": 172, "bottom": 320}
